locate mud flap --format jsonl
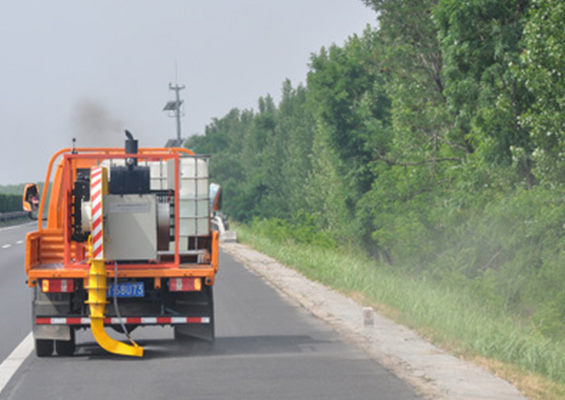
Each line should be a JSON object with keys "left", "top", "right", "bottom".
{"left": 173, "top": 286, "right": 215, "bottom": 342}
{"left": 174, "top": 321, "right": 214, "bottom": 342}
{"left": 32, "top": 286, "right": 71, "bottom": 341}
{"left": 33, "top": 324, "right": 71, "bottom": 341}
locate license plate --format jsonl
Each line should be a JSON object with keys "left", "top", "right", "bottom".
{"left": 107, "top": 282, "right": 144, "bottom": 298}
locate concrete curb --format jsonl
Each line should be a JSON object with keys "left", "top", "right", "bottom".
{"left": 221, "top": 241, "right": 529, "bottom": 400}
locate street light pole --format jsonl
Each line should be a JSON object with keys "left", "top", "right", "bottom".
{"left": 167, "top": 83, "right": 185, "bottom": 144}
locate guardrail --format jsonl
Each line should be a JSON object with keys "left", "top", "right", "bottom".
{"left": 0, "top": 211, "right": 28, "bottom": 222}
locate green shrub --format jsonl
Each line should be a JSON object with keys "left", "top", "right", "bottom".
{"left": 0, "top": 193, "right": 21, "bottom": 213}
{"left": 248, "top": 212, "right": 336, "bottom": 249}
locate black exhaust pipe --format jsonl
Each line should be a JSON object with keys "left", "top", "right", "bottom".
{"left": 109, "top": 130, "right": 150, "bottom": 194}
{"left": 125, "top": 129, "right": 138, "bottom": 167}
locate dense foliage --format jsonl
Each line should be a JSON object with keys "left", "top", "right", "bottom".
{"left": 0, "top": 193, "right": 21, "bottom": 213}
{"left": 188, "top": 0, "right": 565, "bottom": 339}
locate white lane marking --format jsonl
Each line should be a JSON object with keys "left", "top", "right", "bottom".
{"left": 0, "top": 222, "right": 35, "bottom": 233}
{"left": 16, "top": 241, "right": 23, "bottom": 245}
{"left": 0, "top": 333, "right": 33, "bottom": 395}
{"left": 1, "top": 245, "right": 10, "bottom": 249}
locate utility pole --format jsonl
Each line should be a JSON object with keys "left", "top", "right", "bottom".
{"left": 163, "top": 83, "right": 185, "bottom": 145}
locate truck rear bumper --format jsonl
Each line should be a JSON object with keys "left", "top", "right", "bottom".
{"left": 27, "top": 265, "right": 217, "bottom": 286}
{"left": 36, "top": 316, "right": 211, "bottom": 326}
{"left": 33, "top": 315, "right": 211, "bottom": 341}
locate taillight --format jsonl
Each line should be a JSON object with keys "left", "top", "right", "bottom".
{"left": 41, "top": 279, "right": 75, "bottom": 293}
{"left": 168, "top": 278, "right": 201, "bottom": 292}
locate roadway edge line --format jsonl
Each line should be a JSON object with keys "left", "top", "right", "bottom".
{"left": 0, "top": 333, "right": 33, "bottom": 395}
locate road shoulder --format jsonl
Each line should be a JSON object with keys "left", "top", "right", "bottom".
{"left": 221, "top": 241, "right": 529, "bottom": 400}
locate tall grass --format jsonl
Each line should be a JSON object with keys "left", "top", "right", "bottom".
{"left": 237, "top": 223, "right": 565, "bottom": 384}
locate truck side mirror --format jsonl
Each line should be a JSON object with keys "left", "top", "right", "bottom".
{"left": 22, "top": 183, "right": 40, "bottom": 219}
{"left": 209, "top": 183, "right": 222, "bottom": 212}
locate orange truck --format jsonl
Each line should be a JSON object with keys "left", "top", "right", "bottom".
{"left": 25, "top": 132, "right": 218, "bottom": 357}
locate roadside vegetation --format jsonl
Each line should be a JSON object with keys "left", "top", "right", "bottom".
{"left": 187, "top": 1, "right": 565, "bottom": 398}
{"left": 237, "top": 220, "right": 565, "bottom": 400}
{"left": 0, "top": 190, "right": 29, "bottom": 226}
{"left": 0, "top": 193, "right": 21, "bottom": 213}
{"left": 0, "top": 183, "right": 46, "bottom": 213}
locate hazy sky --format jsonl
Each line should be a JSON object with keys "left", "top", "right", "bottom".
{"left": 0, "top": 0, "right": 376, "bottom": 185}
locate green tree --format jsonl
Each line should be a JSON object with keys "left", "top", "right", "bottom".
{"left": 436, "top": 0, "right": 534, "bottom": 187}
{"left": 520, "top": 0, "right": 565, "bottom": 185}
{"left": 274, "top": 80, "right": 316, "bottom": 217}
{"left": 362, "top": 0, "right": 465, "bottom": 164}
{"left": 307, "top": 28, "right": 392, "bottom": 245}
{"left": 308, "top": 29, "right": 390, "bottom": 196}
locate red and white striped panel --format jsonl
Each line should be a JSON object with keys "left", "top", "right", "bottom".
{"left": 35, "top": 316, "right": 210, "bottom": 325}
{"left": 90, "top": 166, "right": 104, "bottom": 260}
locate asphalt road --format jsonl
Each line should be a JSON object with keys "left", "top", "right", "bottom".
{"left": 0, "top": 223, "right": 34, "bottom": 363}
{"left": 0, "top": 223, "right": 420, "bottom": 400}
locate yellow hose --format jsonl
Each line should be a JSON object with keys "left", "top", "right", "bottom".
{"left": 86, "top": 165, "right": 143, "bottom": 357}
{"left": 86, "top": 257, "right": 143, "bottom": 357}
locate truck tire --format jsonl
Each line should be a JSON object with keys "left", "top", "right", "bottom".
{"left": 35, "top": 339, "right": 54, "bottom": 358}
{"left": 55, "top": 329, "right": 76, "bottom": 356}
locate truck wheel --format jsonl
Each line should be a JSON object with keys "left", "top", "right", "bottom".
{"left": 35, "top": 339, "right": 54, "bottom": 357}
{"left": 55, "top": 329, "right": 76, "bottom": 356}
